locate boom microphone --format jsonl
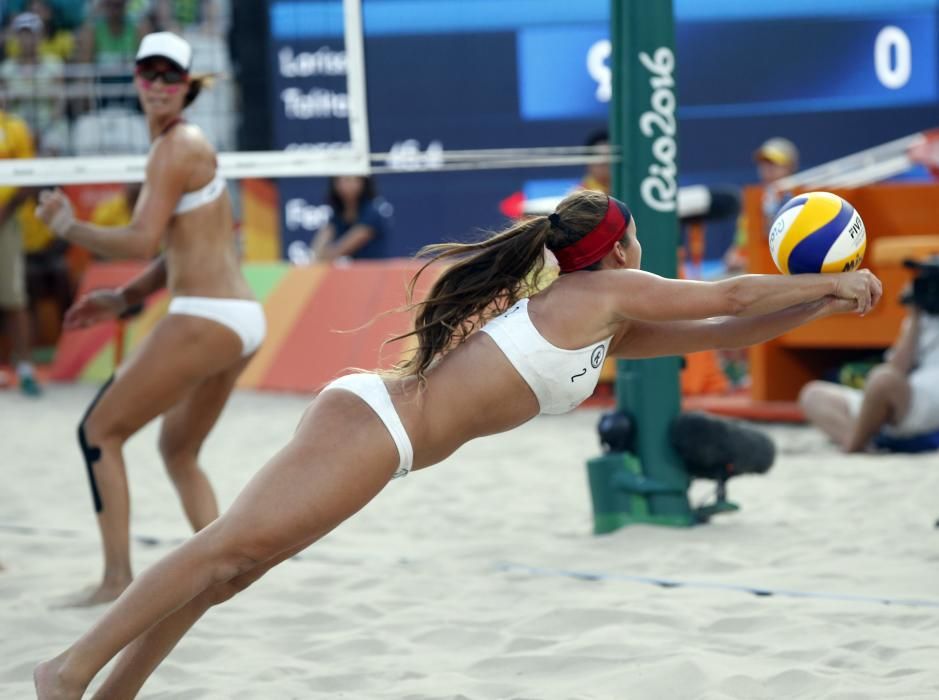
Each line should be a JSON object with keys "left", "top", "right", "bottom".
{"left": 677, "top": 185, "right": 741, "bottom": 223}
{"left": 669, "top": 411, "right": 775, "bottom": 481}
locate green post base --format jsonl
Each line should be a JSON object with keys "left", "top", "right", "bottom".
{"left": 587, "top": 452, "right": 695, "bottom": 534}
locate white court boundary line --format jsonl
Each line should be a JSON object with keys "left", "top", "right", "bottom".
{"left": 497, "top": 562, "right": 939, "bottom": 610}
{"left": 3, "top": 523, "right": 936, "bottom": 609}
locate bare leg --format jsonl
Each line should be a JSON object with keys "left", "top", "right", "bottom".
{"left": 65, "top": 316, "right": 243, "bottom": 607}
{"left": 35, "top": 390, "right": 399, "bottom": 698}
{"left": 69, "top": 436, "right": 134, "bottom": 607}
{"left": 799, "top": 380, "right": 855, "bottom": 446}
{"left": 158, "top": 358, "right": 250, "bottom": 531}
{"left": 6, "top": 306, "right": 42, "bottom": 394}
{"left": 843, "top": 365, "right": 911, "bottom": 453}
{"left": 90, "top": 538, "right": 312, "bottom": 700}
{"left": 9, "top": 306, "right": 31, "bottom": 366}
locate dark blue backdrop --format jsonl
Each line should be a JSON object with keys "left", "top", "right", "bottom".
{"left": 267, "top": 0, "right": 939, "bottom": 261}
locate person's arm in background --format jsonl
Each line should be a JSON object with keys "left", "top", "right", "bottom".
{"left": 316, "top": 223, "right": 375, "bottom": 261}
{"left": 312, "top": 198, "right": 391, "bottom": 261}
{"left": 884, "top": 309, "right": 920, "bottom": 375}
{"left": 310, "top": 221, "right": 337, "bottom": 261}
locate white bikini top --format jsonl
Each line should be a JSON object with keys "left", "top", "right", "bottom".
{"left": 480, "top": 298, "right": 613, "bottom": 415}
{"left": 175, "top": 172, "right": 227, "bottom": 215}
{"left": 153, "top": 118, "right": 227, "bottom": 216}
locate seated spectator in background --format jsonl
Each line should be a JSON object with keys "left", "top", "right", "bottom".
{"left": 0, "top": 12, "right": 69, "bottom": 154}
{"left": 310, "top": 175, "right": 394, "bottom": 262}
{"left": 0, "top": 104, "right": 41, "bottom": 395}
{"left": 724, "top": 137, "right": 800, "bottom": 273}
{"left": 76, "top": 0, "right": 147, "bottom": 110}
{"left": 4, "top": 1, "right": 75, "bottom": 61}
{"left": 800, "top": 305, "right": 939, "bottom": 452}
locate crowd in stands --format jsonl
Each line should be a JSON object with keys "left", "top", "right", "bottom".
{"left": 0, "top": 0, "right": 232, "bottom": 156}
{"left": 0, "top": 1, "right": 232, "bottom": 394}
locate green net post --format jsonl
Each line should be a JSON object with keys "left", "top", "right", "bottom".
{"left": 586, "top": 0, "right": 694, "bottom": 534}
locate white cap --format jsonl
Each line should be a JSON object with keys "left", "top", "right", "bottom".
{"left": 12, "top": 12, "right": 43, "bottom": 33}
{"left": 136, "top": 32, "right": 192, "bottom": 71}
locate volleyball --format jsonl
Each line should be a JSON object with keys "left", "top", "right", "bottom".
{"left": 768, "top": 192, "right": 866, "bottom": 274}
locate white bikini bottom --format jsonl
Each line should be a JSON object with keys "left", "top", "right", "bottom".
{"left": 168, "top": 296, "right": 266, "bottom": 358}
{"left": 319, "top": 373, "right": 414, "bottom": 478}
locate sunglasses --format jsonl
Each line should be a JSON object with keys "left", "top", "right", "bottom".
{"left": 135, "top": 64, "right": 188, "bottom": 85}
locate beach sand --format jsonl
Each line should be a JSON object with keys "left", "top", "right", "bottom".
{"left": 1, "top": 384, "right": 938, "bottom": 699}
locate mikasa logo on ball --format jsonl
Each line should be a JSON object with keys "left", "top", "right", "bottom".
{"left": 768, "top": 191, "right": 866, "bottom": 275}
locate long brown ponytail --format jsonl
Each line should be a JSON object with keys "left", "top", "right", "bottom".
{"left": 184, "top": 73, "right": 215, "bottom": 107}
{"left": 392, "top": 189, "right": 610, "bottom": 379}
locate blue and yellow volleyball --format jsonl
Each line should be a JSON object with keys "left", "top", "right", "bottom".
{"left": 768, "top": 192, "right": 866, "bottom": 274}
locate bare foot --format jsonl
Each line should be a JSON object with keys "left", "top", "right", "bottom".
{"left": 34, "top": 657, "right": 85, "bottom": 700}
{"left": 56, "top": 579, "right": 131, "bottom": 608}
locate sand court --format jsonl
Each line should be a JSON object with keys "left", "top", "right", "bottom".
{"left": 2, "top": 385, "right": 938, "bottom": 699}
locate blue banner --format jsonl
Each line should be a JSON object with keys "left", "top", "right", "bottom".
{"left": 267, "top": 0, "right": 939, "bottom": 261}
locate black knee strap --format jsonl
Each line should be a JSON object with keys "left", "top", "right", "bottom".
{"left": 77, "top": 375, "right": 115, "bottom": 513}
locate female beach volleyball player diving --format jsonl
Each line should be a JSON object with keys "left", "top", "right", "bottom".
{"left": 35, "top": 189, "right": 880, "bottom": 697}
{"left": 34, "top": 32, "right": 265, "bottom": 607}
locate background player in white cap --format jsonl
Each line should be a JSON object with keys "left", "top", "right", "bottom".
{"left": 34, "top": 32, "right": 266, "bottom": 607}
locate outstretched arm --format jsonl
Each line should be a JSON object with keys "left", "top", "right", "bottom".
{"left": 612, "top": 296, "right": 859, "bottom": 359}
{"left": 600, "top": 268, "right": 882, "bottom": 322}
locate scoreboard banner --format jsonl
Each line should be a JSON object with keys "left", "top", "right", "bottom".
{"left": 267, "top": 0, "right": 939, "bottom": 260}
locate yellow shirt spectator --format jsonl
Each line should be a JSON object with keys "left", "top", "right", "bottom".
{"left": 90, "top": 190, "right": 135, "bottom": 228}
{"left": 4, "top": 31, "right": 75, "bottom": 62}
{"left": 19, "top": 203, "right": 55, "bottom": 252}
{"left": 0, "top": 111, "right": 55, "bottom": 252}
{"left": 0, "top": 110, "right": 34, "bottom": 207}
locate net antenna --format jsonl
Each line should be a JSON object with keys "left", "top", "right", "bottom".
{"left": 0, "top": 0, "right": 371, "bottom": 186}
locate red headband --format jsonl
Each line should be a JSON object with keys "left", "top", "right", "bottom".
{"left": 552, "top": 197, "right": 631, "bottom": 273}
